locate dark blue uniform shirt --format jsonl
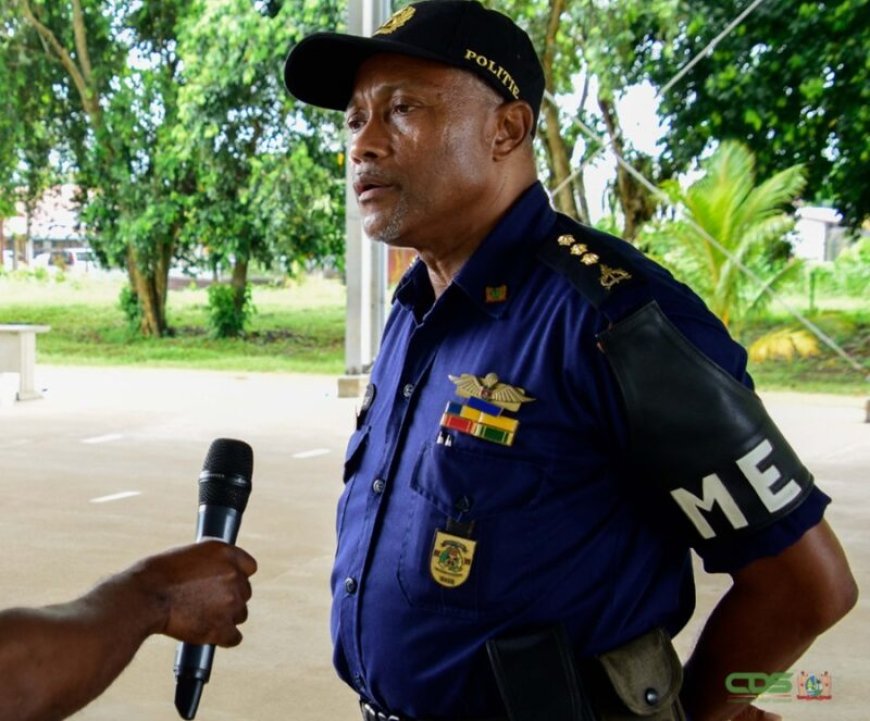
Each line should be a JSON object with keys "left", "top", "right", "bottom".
{"left": 332, "top": 182, "right": 828, "bottom": 719}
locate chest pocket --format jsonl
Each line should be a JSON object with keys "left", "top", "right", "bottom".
{"left": 397, "top": 441, "right": 547, "bottom": 620}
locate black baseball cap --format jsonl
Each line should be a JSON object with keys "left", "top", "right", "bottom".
{"left": 283, "top": 0, "right": 545, "bottom": 127}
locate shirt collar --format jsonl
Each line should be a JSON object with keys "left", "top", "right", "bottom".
{"left": 394, "top": 182, "right": 556, "bottom": 318}
{"left": 452, "top": 181, "right": 556, "bottom": 318}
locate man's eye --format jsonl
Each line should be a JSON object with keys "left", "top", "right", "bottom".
{"left": 346, "top": 116, "right": 365, "bottom": 131}
{"left": 392, "top": 103, "right": 413, "bottom": 115}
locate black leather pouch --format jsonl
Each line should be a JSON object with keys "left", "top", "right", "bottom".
{"left": 486, "top": 625, "right": 597, "bottom": 721}
{"left": 487, "top": 627, "right": 686, "bottom": 721}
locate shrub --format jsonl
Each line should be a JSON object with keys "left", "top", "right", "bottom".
{"left": 207, "top": 283, "right": 254, "bottom": 338}
{"left": 118, "top": 285, "right": 142, "bottom": 333}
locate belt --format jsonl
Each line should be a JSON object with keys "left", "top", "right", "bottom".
{"left": 360, "top": 700, "right": 507, "bottom": 721}
{"left": 360, "top": 701, "right": 401, "bottom": 721}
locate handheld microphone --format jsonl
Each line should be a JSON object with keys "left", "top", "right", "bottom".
{"left": 173, "top": 438, "right": 253, "bottom": 720}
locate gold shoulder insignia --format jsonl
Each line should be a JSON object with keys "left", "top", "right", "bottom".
{"left": 599, "top": 264, "right": 632, "bottom": 289}
{"left": 449, "top": 372, "right": 535, "bottom": 412}
{"left": 374, "top": 6, "right": 415, "bottom": 35}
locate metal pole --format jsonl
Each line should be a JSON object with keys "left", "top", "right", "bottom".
{"left": 339, "top": 0, "right": 391, "bottom": 397}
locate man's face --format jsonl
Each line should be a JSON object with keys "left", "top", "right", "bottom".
{"left": 345, "top": 54, "right": 503, "bottom": 250}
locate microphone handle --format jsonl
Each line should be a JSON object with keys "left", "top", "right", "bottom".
{"left": 195, "top": 505, "right": 243, "bottom": 545}
{"left": 174, "top": 506, "right": 243, "bottom": 720}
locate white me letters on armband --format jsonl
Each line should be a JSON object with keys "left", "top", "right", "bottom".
{"left": 670, "top": 437, "right": 802, "bottom": 540}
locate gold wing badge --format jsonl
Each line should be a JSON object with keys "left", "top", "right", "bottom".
{"left": 440, "top": 373, "right": 535, "bottom": 447}
{"left": 449, "top": 372, "right": 534, "bottom": 412}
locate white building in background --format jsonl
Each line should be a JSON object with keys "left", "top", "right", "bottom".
{"left": 792, "top": 206, "right": 853, "bottom": 262}
{"left": 2, "top": 184, "right": 86, "bottom": 266}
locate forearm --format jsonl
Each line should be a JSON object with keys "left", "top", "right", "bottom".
{"left": 0, "top": 541, "right": 255, "bottom": 721}
{"left": 680, "top": 581, "right": 814, "bottom": 721}
{"left": 681, "top": 521, "right": 857, "bottom": 721}
{"left": 0, "top": 565, "right": 165, "bottom": 721}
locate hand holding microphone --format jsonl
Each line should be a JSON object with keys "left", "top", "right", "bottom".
{"left": 173, "top": 438, "right": 255, "bottom": 719}
{"left": 151, "top": 540, "right": 256, "bottom": 647}
{"left": 0, "top": 438, "right": 255, "bottom": 721}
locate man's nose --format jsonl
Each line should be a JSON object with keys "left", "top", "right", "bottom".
{"left": 349, "top": 116, "right": 389, "bottom": 164}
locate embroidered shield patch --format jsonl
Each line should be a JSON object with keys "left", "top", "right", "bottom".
{"left": 430, "top": 530, "right": 477, "bottom": 588}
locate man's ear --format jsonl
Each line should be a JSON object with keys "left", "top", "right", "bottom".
{"left": 492, "top": 101, "right": 534, "bottom": 160}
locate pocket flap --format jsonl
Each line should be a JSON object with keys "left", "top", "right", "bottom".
{"left": 597, "top": 628, "right": 682, "bottom": 716}
{"left": 342, "top": 427, "right": 369, "bottom": 482}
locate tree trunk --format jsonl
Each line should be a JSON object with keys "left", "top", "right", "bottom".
{"left": 542, "top": 106, "right": 584, "bottom": 221}
{"left": 231, "top": 257, "right": 249, "bottom": 315}
{"left": 597, "top": 94, "right": 656, "bottom": 242}
{"left": 24, "top": 201, "right": 34, "bottom": 263}
{"left": 573, "top": 163, "right": 591, "bottom": 225}
{"left": 540, "top": 0, "right": 585, "bottom": 222}
{"left": 127, "top": 241, "right": 172, "bottom": 337}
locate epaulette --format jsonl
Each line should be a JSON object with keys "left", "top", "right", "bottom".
{"left": 536, "top": 215, "right": 651, "bottom": 321}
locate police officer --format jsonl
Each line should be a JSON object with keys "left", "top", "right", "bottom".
{"left": 282, "top": 3, "right": 857, "bottom": 720}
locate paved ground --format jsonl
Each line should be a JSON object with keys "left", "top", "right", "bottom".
{"left": 0, "top": 366, "right": 866, "bottom": 721}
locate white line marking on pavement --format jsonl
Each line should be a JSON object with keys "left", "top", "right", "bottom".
{"left": 292, "top": 448, "right": 331, "bottom": 459}
{"left": 0, "top": 439, "right": 31, "bottom": 449}
{"left": 82, "top": 433, "right": 124, "bottom": 445}
{"left": 90, "top": 491, "right": 142, "bottom": 504}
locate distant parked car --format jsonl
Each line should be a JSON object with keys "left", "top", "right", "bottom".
{"left": 31, "top": 247, "right": 99, "bottom": 273}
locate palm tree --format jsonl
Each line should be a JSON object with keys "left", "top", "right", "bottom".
{"left": 642, "top": 140, "right": 806, "bottom": 329}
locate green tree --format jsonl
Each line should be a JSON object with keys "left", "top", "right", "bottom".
{"left": 640, "top": 0, "right": 870, "bottom": 228}
{"left": 640, "top": 140, "right": 806, "bottom": 328}
{"left": 3, "top": 0, "right": 347, "bottom": 336}
{"left": 491, "top": 0, "right": 679, "bottom": 240}
{"left": 174, "top": 0, "right": 345, "bottom": 328}
{"left": 3, "top": 0, "right": 190, "bottom": 335}
{"left": 0, "top": 1, "right": 77, "bottom": 266}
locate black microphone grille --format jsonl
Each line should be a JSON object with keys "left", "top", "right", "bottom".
{"left": 201, "top": 438, "right": 254, "bottom": 482}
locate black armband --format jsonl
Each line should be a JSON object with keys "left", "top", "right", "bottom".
{"left": 537, "top": 220, "right": 814, "bottom": 547}
{"left": 599, "top": 302, "right": 814, "bottom": 545}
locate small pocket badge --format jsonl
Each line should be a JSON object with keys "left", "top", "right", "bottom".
{"left": 430, "top": 530, "right": 477, "bottom": 588}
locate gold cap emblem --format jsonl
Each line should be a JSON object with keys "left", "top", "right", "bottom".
{"left": 374, "top": 6, "right": 416, "bottom": 35}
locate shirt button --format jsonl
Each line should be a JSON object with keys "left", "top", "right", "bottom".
{"left": 454, "top": 495, "right": 472, "bottom": 513}
{"left": 402, "top": 382, "right": 415, "bottom": 398}
{"left": 344, "top": 577, "right": 358, "bottom": 594}
{"left": 372, "top": 478, "right": 386, "bottom": 494}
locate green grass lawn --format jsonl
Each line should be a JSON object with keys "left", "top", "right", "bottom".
{"left": 738, "top": 305, "right": 868, "bottom": 395}
{"left": 0, "top": 271, "right": 866, "bottom": 394}
{"left": 0, "top": 272, "right": 346, "bottom": 374}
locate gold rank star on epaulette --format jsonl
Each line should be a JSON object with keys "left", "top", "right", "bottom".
{"left": 557, "top": 234, "right": 632, "bottom": 289}
{"left": 537, "top": 227, "right": 641, "bottom": 311}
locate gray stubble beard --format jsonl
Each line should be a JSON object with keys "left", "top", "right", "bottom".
{"left": 364, "top": 197, "right": 408, "bottom": 248}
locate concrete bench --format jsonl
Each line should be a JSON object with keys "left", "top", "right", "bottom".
{"left": 0, "top": 324, "right": 51, "bottom": 400}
